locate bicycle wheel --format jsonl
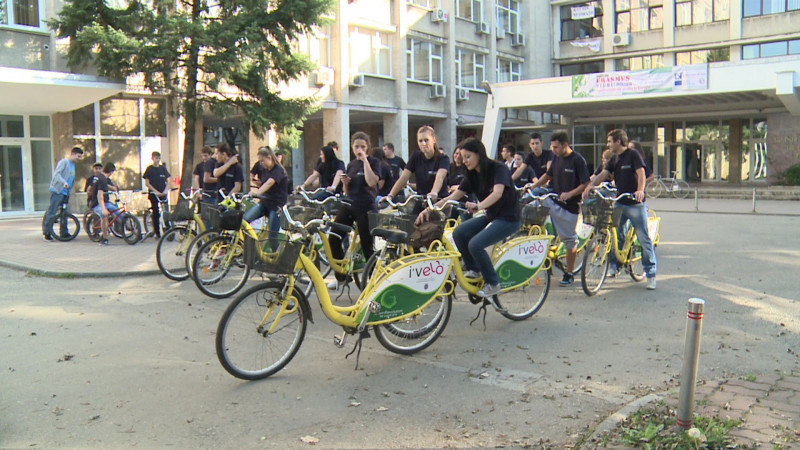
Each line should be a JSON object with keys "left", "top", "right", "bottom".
{"left": 216, "top": 281, "right": 308, "bottom": 380}
{"left": 85, "top": 213, "right": 103, "bottom": 242}
{"left": 628, "top": 243, "right": 646, "bottom": 282}
{"left": 373, "top": 293, "right": 452, "bottom": 355}
{"left": 142, "top": 210, "right": 152, "bottom": 235}
{"left": 48, "top": 212, "right": 80, "bottom": 241}
{"left": 496, "top": 269, "right": 550, "bottom": 320}
{"left": 581, "top": 233, "right": 610, "bottom": 296}
{"left": 556, "top": 245, "right": 584, "bottom": 275}
{"left": 193, "top": 235, "right": 250, "bottom": 299}
{"left": 673, "top": 180, "right": 691, "bottom": 199}
{"left": 360, "top": 247, "right": 402, "bottom": 288}
{"left": 156, "top": 226, "right": 196, "bottom": 281}
{"left": 186, "top": 229, "right": 221, "bottom": 280}
{"left": 82, "top": 211, "right": 93, "bottom": 238}
{"left": 121, "top": 213, "right": 142, "bottom": 245}
{"left": 645, "top": 180, "right": 663, "bottom": 199}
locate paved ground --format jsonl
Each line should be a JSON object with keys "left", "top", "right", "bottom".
{"left": 2, "top": 201, "right": 799, "bottom": 448}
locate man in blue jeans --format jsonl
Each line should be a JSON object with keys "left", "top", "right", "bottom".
{"left": 43, "top": 147, "right": 84, "bottom": 240}
{"left": 583, "top": 129, "right": 657, "bottom": 290}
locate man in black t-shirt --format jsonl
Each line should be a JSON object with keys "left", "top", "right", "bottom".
{"left": 530, "top": 130, "right": 590, "bottom": 286}
{"left": 212, "top": 144, "right": 244, "bottom": 197}
{"left": 584, "top": 129, "right": 657, "bottom": 290}
{"left": 84, "top": 163, "right": 103, "bottom": 207}
{"left": 513, "top": 132, "right": 554, "bottom": 188}
{"left": 383, "top": 143, "right": 406, "bottom": 181}
{"left": 193, "top": 146, "right": 213, "bottom": 192}
{"left": 93, "top": 163, "right": 119, "bottom": 245}
{"left": 143, "top": 151, "right": 171, "bottom": 238}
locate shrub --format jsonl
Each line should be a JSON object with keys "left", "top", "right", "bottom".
{"left": 783, "top": 164, "right": 800, "bottom": 186}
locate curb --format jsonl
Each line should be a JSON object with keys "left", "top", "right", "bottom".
{"left": 584, "top": 393, "right": 663, "bottom": 447}
{"left": 0, "top": 260, "right": 162, "bottom": 279}
{"left": 652, "top": 208, "right": 800, "bottom": 217}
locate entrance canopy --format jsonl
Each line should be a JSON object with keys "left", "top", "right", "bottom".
{"left": 481, "top": 58, "right": 800, "bottom": 155}
{"left": 0, "top": 67, "right": 126, "bottom": 115}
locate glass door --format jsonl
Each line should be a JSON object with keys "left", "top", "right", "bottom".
{"left": 0, "top": 145, "right": 25, "bottom": 212}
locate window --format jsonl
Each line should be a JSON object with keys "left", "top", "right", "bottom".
{"left": 615, "top": 54, "right": 664, "bottom": 71}
{"left": 560, "top": 1, "right": 603, "bottom": 41}
{"left": 675, "top": 0, "right": 729, "bottom": 26}
{"left": 743, "top": 0, "right": 800, "bottom": 17}
{"left": 560, "top": 60, "right": 604, "bottom": 76}
{"left": 616, "top": 0, "right": 663, "bottom": 33}
{"left": 496, "top": 0, "right": 519, "bottom": 35}
{"left": 675, "top": 47, "right": 730, "bottom": 65}
{"left": 456, "top": 0, "right": 483, "bottom": 21}
{"left": 407, "top": 0, "right": 435, "bottom": 7}
{"left": 350, "top": 27, "right": 392, "bottom": 77}
{"left": 0, "top": 0, "right": 42, "bottom": 27}
{"left": 407, "top": 38, "right": 443, "bottom": 84}
{"left": 455, "top": 48, "right": 486, "bottom": 89}
{"left": 743, "top": 39, "right": 800, "bottom": 59}
{"left": 307, "top": 25, "right": 331, "bottom": 68}
{"left": 496, "top": 57, "right": 521, "bottom": 82}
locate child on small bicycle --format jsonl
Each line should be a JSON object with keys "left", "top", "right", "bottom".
{"left": 92, "top": 163, "right": 122, "bottom": 245}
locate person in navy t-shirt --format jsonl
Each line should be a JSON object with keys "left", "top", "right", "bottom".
{"left": 386, "top": 126, "right": 449, "bottom": 210}
{"left": 142, "top": 151, "right": 171, "bottom": 238}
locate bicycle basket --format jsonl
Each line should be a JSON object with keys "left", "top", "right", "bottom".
{"left": 368, "top": 211, "right": 416, "bottom": 237}
{"left": 243, "top": 234, "right": 302, "bottom": 274}
{"left": 521, "top": 204, "right": 550, "bottom": 228}
{"left": 168, "top": 199, "right": 194, "bottom": 222}
{"left": 282, "top": 205, "right": 325, "bottom": 228}
{"left": 587, "top": 198, "right": 615, "bottom": 228}
{"left": 201, "top": 203, "right": 243, "bottom": 231}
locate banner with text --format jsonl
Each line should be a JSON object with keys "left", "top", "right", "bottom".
{"left": 572, "top": 65, "right": 708, "bottom": 98}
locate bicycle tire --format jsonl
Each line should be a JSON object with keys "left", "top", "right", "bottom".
{"left": 85, "top": 213, "right": 103, "bottom": 242}
{"left": 186, "top": 229, "right": 221, "bottom": 280}
{"left": 628, "top": 243, "right": 646, "bottom": 282}
{"left": 674, "top": 180, "right": 691, "bottom": 199}
{"left": 373, "top": 293, "right": 452, "bottom": 355}
{"left": 216, "top": 281, "right": 308, "bottom": 380}
{"left": 193, "top": 235, "right": 250, "bottom": 299}
{"left": 645, "top": 180, "right": 663, "bottom": 199}
{"left": 142, "top": 210, "right": 152, "bottom": 235}
{"left": 48, "top": 211, "right": 80, "bottom": 242}
{"left": 121, "top": 213, "right": 142, "bottom": 245}
{"left": 496, "top": 268, "right": 550, "bottom": 320}
{"left": 156, "top": 226, "right": 196, "bottom": 281}
{"left": 82, "top": 211, "right": 93, "bottom": 238}
{"left": 556, "top": 244, "right": 584, "bottom": 275}
{"left": 581, "top": 233, "right": 610, "bottom": 296}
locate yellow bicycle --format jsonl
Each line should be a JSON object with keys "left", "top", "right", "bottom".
{"left": 215, "top": 205, "right": 457, "bottom": 380}
{"left": 155, "top": 189, "right": 207, "bottom": 281}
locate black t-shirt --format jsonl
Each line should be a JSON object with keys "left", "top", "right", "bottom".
{"left": 448, "top": 164, "right": 467, "bottom": 188}
{"left": 378, "top": 162, "right": 393, "bottom": 196}
{"left": 143, "top": 164, "right": 170, "bottom": 193}
{"left": 258, "top": 164, "right": 289, "bottom": 210}
{"left": 90, "top": 174, "right": 111, "bottom": 208}
{"left": 406, "top": 151, "right": 450, "bottom": 198}
{"left": 218, "top": 163, "right": 244, "bottom": 194}
{"left": 514, "top": 166, "right": 536, "bottom": 188}
{"left": 386, "top": 156, "right": 406, "bottom": 181}
{"left": 524, "top": 149, "right": 555, "bottom": 178}
{"left": 606, "top": 149, "right": 646, "bottom": 205}
{"left": 194, "top": 162, "right": 206, "bottom": 189}
{"left": 345, "top": 157, "right": 381, "bottom": 212}
{"left": 315, "top": 159, "right": 346, "bottom": 189}
{"left": 458, "top": 160, "right": 520, "bottom": 222}
{"left": 546, "top": 151, "right": 590, "bottom": 214}
{"left": 203, "top": 158, "right": 219, "bottom": 193}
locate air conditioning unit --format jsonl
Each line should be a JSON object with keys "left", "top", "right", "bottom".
{"left": 496, "top": 25, "right": 505, "bottom": 39}
{"left": 612, "top": 33, "right": 630, "bottom": 47}
{"left": 351, "top": 73, "right": 365, "bottom": 87}
{"left": 312, "top": 67, "right": 334, "bottom": 86}
{"left": 430, "top": 84, "right": 446, "bottom": 99}
{"left": 476, "top": 21, "right": 489, "bottom": 35}
{"left": 511, "top": 33, "right": 526, "bottom": 47}
{"left": 457, "top": 87, "right": 470, "bottom": 101}
{"left": 431, "top": 8, "right": 447, "bottom": 23}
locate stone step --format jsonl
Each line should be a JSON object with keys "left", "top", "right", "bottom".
{"left": 682, "top": 188, "right": 800, "bottom": 201}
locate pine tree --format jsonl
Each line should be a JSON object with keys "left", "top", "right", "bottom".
{"left": 50, "top": 0, "right": 333, "bottom": 192}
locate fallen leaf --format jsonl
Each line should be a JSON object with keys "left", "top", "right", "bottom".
{"left": 300, "top": 435, "right": 319, "bottom": 444}
{"left": 376, "top": 406, "right": 389, "bottom": 412}
{"left": 349, "top": 401, "right": 361, "bottom": 407}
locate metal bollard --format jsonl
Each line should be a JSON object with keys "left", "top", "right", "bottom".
{"left": 694, "top": 188, "right": 699, "bottom": 212}
{"left": 677, "top": 298, "right": 705, "bottom": 429}
{"left": 752, "top": 188, "right": 757, "bottom": 213}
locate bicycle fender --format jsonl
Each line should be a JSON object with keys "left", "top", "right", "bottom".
{"left": 292, "top": 284, "right": 314, "bottom": 324}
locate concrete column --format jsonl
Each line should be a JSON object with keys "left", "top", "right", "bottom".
{"left": 443, "top": 0, "right": 457, "bottom": 156}
{"left": 324, "top": 107, "right": 350, "bottom": 163}
{"left": 481, "top": 102, "right": 503, "bottom": 160}
{"left": 663, "top": 0, "right": 675, "bottom": 61}
{"left": 383, "top": 113, "right": 409, "bottom": 161}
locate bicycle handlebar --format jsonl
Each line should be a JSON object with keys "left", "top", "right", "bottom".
{"left": 379, "top": 194, "right": 424, "bottom": 209}
{"left": 589, "top": 186, "right": 634, "bottom": 202}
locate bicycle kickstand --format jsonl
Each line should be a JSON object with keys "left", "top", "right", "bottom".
{"left": 344, "top": 329, "right": 371, "bottom": 371}
{"left": 469, "top": 301, "right": 490, "bottom": 331}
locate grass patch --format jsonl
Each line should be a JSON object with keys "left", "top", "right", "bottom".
{"left": 601, "top": 401, "right": 745, "bottom": 449}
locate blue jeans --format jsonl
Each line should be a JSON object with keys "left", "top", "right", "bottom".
{"left": 613, "top": 202, "right": 657, "bottom": 278}
{"left": 93, "top": 202, "right": 120, "bottom": 218}
{"left": 43, "top": 192, "right": 69, "bottom": 236}
{"left": 453, "top": 216, "right": 521, "bottom": 286}
{"left": 243, "top": 203, "right": 281, "bottom": 251}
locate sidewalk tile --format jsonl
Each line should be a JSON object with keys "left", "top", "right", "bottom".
{"left": 757, "top": 399, "right": 800, "bottom": 415}
{"left": 727, "top": 378, "right": 774, "bottom": 392}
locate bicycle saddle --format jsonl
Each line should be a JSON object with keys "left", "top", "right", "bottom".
{"left": 371, "top": 228, "right": 407, "bottom": 244}
{"left": 328, "top": 222, "right": 353, "bottom": 237}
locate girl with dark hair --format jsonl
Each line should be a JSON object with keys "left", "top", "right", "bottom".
{"left": 372, "top": 147, "right": 395, "bottom": 198}
{"left": 386, "top": 125, "right": 450, "bottom": 204}
{"left": 301, "top": 145, "right": 345, "bottom": 200}
{"left": 244, "top": 146, "right": 288, "bottom": 251}
{"left": 421, "top": 138, "right": 520, "bottom": 300}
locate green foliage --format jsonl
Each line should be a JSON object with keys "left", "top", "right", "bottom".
{"left": 782, "top": 164, "right": 800, "bottom": 186}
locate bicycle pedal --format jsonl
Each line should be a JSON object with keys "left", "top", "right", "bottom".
{"left": 333, "top": 334, "right": 347, "bottom": 348}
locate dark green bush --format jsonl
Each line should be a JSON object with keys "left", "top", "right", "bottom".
{"left": 783, "top": 164, "right": 800, "bottom": 186}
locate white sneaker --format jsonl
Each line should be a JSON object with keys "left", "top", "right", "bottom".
{"left": 326, "top": 280, "right": 338, "bottom": 291}
{"left": 477, "top": 283, "right": 501, "bottom": 298}
{"left": 607, "top": 264, "right": 618, "bottom": 277}
{"left": 646, "top": 277, "right": 656, "bottom": 290}
{"left": 464, "top": 270, "right": 480, "bottom": 279}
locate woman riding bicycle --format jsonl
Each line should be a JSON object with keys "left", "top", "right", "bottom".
{"left": 385, "top": 126, "right": 449, "bottom": 210}
{"left": 329, "top": 131, "right": 381, "bottom": 276}
{"left": 300, "top": 145, "right": 344, "bottom": 201}
{"left": 420, "top": 138, "right": 521, "bottom": 300}
{"left": 243, "top": 146, "right": 288, "bottom": 251}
